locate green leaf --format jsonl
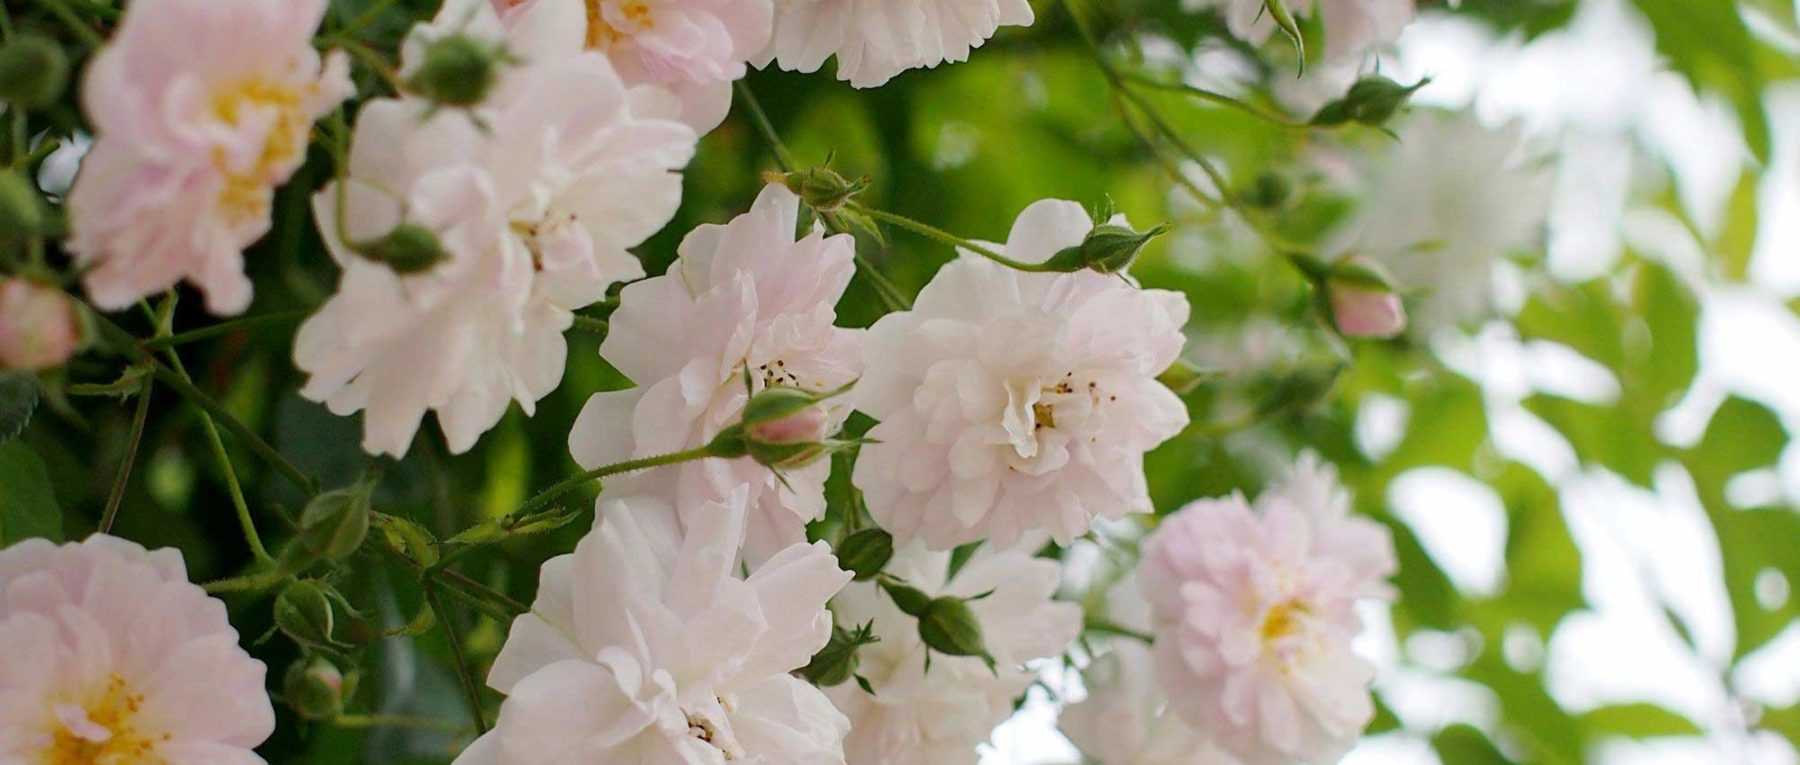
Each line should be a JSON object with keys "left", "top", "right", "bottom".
{"left": 0, "top": 440, "right": 63, "bottom": 544}
{"left": 1493, "top": 463, "right": 1584, "bottom": 634}
{"left": 1715, "top": 170, "right": 1759, "bottom": 281}
{"left": 1515, "top": 279, "right": 1627, "bottom": 373}
{"left": 1432, "top": 724, "right": 1514, "bottom": 764}
{"left": 1632, "top": 260, "right": 1699, "bottom": 407}
{"left": 1629, "top": 0, "right": 1772, "bottom": 162}
{"left": 1688, "top": 396, "right": 1788, "bottom": 490}
{"left": 1524, "top": 394, "right": 1661, "bottom": 487}
{"left": 0, "top": 372, "right": 38, "bottom": 444}
{"left": 1579, "top": 703, "right": 1702, "bottom": 738}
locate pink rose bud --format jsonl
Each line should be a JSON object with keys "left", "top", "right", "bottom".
{"left": 1329, "top": 282, "right": 1406, "bottom": 338}
{"left": 0, "top": 278, "right": 81, "bottom": 370}
{"left": 747, "top": 405, "right": 830, "bottom": 446}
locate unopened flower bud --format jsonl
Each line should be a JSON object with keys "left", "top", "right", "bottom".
{"left": 769, "top": 165, "right": 868, "bottom": 213}
{"left": 1042, "top": 222, "right": 1168, "bottom": 274}
{"left": 0, "top": 35, "right": 68, "bottom": 109}
{"left": 735, "top": 385, "right": 845, "bottom": 470}
{"left": 407, "top": 35, "right": 501, "bottom": 107}
{"left": 836, "top": 528, "right": 894, "bottom": 581}
{"left": 0, "top": 278, "right": 82, "bottom": 371}
{"left": 283, "top": 657, "right": 350, "bottom": 720}
{"left": 274, "top": 580, "right": 337, "bottom": 650}
{"left": 1310, "top": 75, "right": 1430, "bottom": 128}
{"left": 799, "top": 621, "right": 879, "bottom": 688}
{"left": 0, "top": 170, "right": 46, "bottom": 236}
{"left": 918, "top": 596, "right": 988, "bottom": 659}
{"left": 354, "top": 223, "right": 446, "bottom": 275}
{"left": 1326, "top": 258, "right": 1406, "bottom": 339}
{"left": 292, "top": 481, "right": 373, "bottom": 562}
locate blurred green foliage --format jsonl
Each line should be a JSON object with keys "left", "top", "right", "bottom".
{"left": 1, "top": 0, "right": 1796, "bottom": 762}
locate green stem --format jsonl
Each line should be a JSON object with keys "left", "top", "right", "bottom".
{"left": 141, "top": 310, "right": 309, "bottom": 350}
{"left": 202, "top": 564, "right": 293, "bottom": 594}
{"left": 87, "top": 310, "right": 321, "bottom": 495}
{"left": 1118, "top": 72, "right": 1306, "bottom": 129}
{"left": 570, "top": 316, "right": 608, "bottom": 336}
{"left": 161, "top": 348, "right": 273, "bottom": 563}
{"left": 425, "top": 583, "right": 489, "bottom": 734}
{"left": 321, "top": 35, "right": 405, "bottom": 94}
{"left": 735, "top": 82, "right": 912, "bottom": 310}
{"left": 98, "top": 377, "right": 152, "bottom": 533}
{"left": 338, "top": 0, "right": 403, "bottom": 38}
{"left": 852, "top": 206, "right": 1054, "bottom": 272}
{"left": 33, "top": 0, "right": 104, "bottom": 47}
{"left": 734, "top": 80, "right": 797, "bottom": 172}
{"left": 515, "top": 445, "right": 717, "bottom": 517}
{"left": 1084, "top": 617, "right": 1154, "bottom": 644}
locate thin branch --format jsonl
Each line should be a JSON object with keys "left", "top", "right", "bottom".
{"left": 514, "top": 444, "right": 718, "bottom": 517}
{"left": 98, "top": 378, "right": 153, "bottom": 533}
{"left": 425, "top": 583, "right": 489, "bottom": 735}
{"left": 141, "top": 310, "right": 309, "bottom": 350}
{"left": 852, "top": 206, "right": 1053, "bottom": 272}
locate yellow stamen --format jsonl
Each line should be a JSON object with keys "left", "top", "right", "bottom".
{"left": 43, "top": 673, "right": 169, "bottom": 765}
{"left": 208, "top": 79, "right": 309, "bottom": 225}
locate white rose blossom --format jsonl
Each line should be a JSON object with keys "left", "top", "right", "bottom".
{"left": 569, "top": 183, "right": 860, "bottom": 565}
{"left": 454, "top": 489, "right": 853, "bottom": 764}
{"left": 67, "top": 0, "right": 351, "bottom": 315}
{"left": 487, "top": 0, "right": 773, "bottom": 132}
{"left": 1336, "top": 111, "right": 1550, "bottom": 327}
{"left": 757, "top": 0, "right": 1035, "bottom": 88}
{"left": 296, "top": 0, "right": 694, "bottom": 457}
{"left": 826, "top": 543, "right": 1081, "bottom": 764}
{"left": 0, "top": 535, "right": 275, "bottom": 764}
{"left": 1137, "top": 454, "right": 1396, "bottom": 765}
{"left": 851, "top": 200, "right": 1190, "bottom": 551}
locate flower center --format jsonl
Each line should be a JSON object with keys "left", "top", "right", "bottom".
{"left": 585, "top": 0, "right": 654, "bottom": 50}
{"left": 683, "top": 697, "right": 743, "bottom": 760}
{"left": 42, "top": 674, "right": 168, "bottom": 765}
{"left": 1259, "top": 599, "right": 1306, "bottom": 645}
{"left": 208, "top": 78, "right": 310, "bottom": 225}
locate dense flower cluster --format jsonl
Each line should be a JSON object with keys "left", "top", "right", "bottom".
{"left": 0, "top": 0, "right": 1437, "bottom": 760}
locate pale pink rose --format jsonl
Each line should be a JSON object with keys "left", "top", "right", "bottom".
{"left": 0, "top": 279, "right": 82, "bottom": 371}
{"left": 1138, "top": 454, "right": 1396, "bottom": 765}
{"left": 0, "top": 534, "right": 275, "bottom": 764}
{"left": 67, "top": 0, "right": 351, "bottom": 316}
{"left": 826, "top": 543, "right": 1081, "bottom": 765}
{"left": 1061, "top": 573, "right": 1240, "bottom": 765}
{"left": 569, "top": 183, "right": 861, "bottom": 565}
{"left": 486, "top": 0, "right": 773, "bottom": 132}
{"left": 757, "top": 0, "right": 1035, "bottom": 88}
{"left": 851, "top": 200, "right": 1190, "bottom": 551}
{"left": 454, "top": 489, "right": 852, "bottom": 765}
{"left": 297, "top": 4, "right": 693, "bottom": 458}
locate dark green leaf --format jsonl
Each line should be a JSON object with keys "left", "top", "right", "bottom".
{"left": 0, "top": 440, "right": 63, "bottom": 544}
{"left": 1432, "top": 724, "right": 1513, "bottom": 764}
{"left": 0, "top": 372, "right": 37, "bottom": 444}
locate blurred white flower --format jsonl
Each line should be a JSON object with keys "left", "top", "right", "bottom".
{"left": 757, "top": 0, "right": 1034, "bottom": 88}
{"left": 67, "top": 0, "right": 351, "bottom": 315}
{"left": 570, "top": 183, "right": 860, "bottom": 565}
{"left": 1185, "top": 0, "right": 1414, "bottom": 63}
{"left": 456, "top": 490, "right": 852, "bottom": 765}
{"left": 1137, "top": 454, "right": 1395, "bottom": 765}
{"left": 1338, "top": 111, "right": 1549, "bottom": 327}
{"left": 298, "top": 1, "right": 693, "bottom": 458}
{"left": 1061, "top": 574, "right": 1238, "bottom": 765}
{"left": 852, "top": 200, "right": 1189, "bottom": 551}
{"left": 0, "top": 535, "right": 274, "bottom": 764}
{"left": 827, "top": 543, "right": 1081, "bottom": 764}
{"left": 487, "top": 0, "right": 772, "bottom": 132}
{"left": 0, "top": 278, "right": 82, "bottom": 371}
